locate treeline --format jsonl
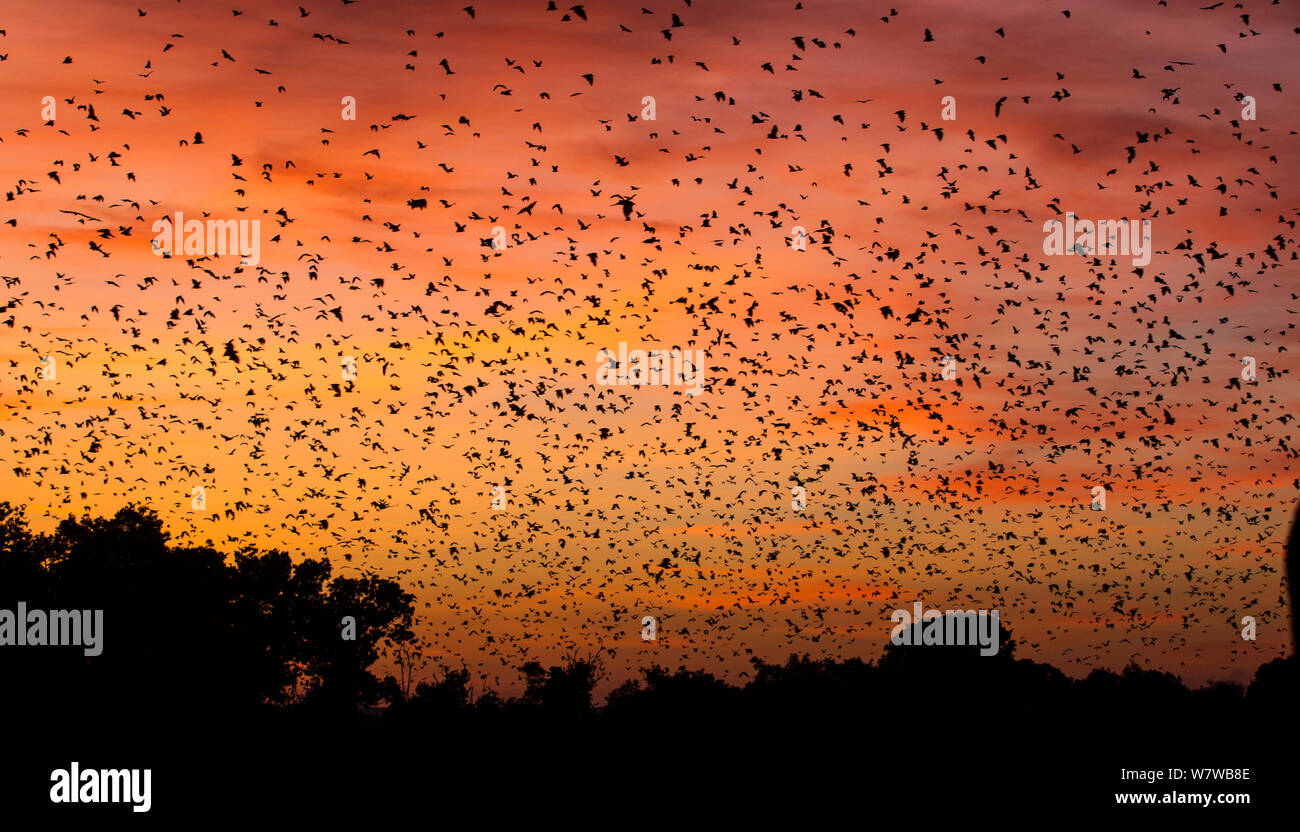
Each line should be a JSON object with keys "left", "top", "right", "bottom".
{"left": 1, "top": 504, "right": 1293, "bottom": 815}
{"left": 2, "top": 503, "right": 1295, "bottom": 726}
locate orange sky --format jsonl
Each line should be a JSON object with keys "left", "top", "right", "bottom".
{"left": 1, "top": 0, "right": 1297, "bottom": 695}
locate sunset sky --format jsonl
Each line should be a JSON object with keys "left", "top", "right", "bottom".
{"left": 1, "top": 0, "right": 1296, "bottom": 695}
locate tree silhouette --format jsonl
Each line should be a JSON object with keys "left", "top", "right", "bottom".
{"left": 518, "top": 655, "right": 602, "bottom": 718}
{"left": 1289, "top": 501, "right": 1299, "bottom": 654}
{"left": 0, "top": 502, "right": 413, "bottom": 725}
